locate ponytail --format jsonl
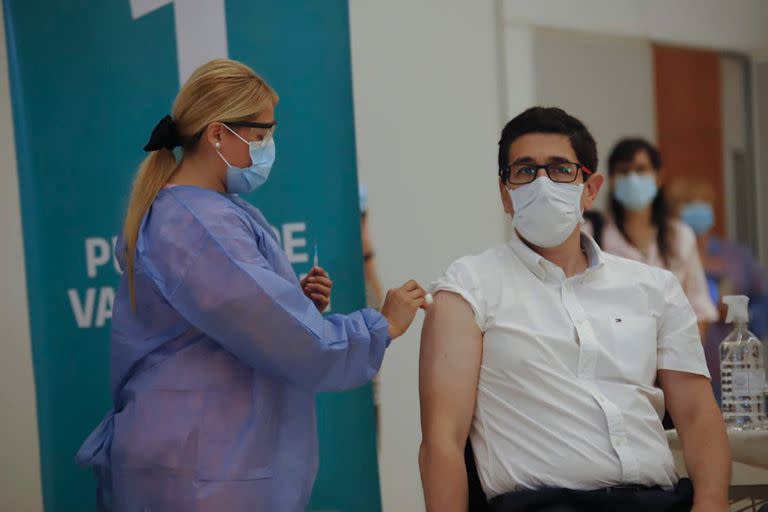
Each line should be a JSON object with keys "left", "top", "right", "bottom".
{"left": 123, "top": 148, "right": 177, "bottom": 308}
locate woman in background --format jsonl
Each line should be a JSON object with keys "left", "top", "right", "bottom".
{"left": 360, "top": 184, "right": 385, "bottom": 310}
{"left": 600, "top": 138, "right": 718, "bottom": 326}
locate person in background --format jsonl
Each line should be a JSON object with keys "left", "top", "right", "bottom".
{"left": 669, "top": 179, "right": 768, "bottom": 403}
{"left": 75, "top": 59, "right": 428, "bottom": 512}
{"left": 600, "top": 138, "right": 718, "bottom": 328}
{"left": 360, "top": 184, "right": 385, "bottom": 309}
{"left": 359, "top": 183, "right": 386, "bottom": 446}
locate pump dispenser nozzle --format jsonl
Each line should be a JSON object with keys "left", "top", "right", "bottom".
{"left": 723, "top": 295, "right": 750, "bottom": 324}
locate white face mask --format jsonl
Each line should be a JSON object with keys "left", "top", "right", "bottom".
{"left": 508, "top": 177, "right": 584, "bottom": 248}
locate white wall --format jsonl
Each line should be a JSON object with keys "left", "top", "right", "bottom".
{"left": 531, "top": 28, "right": 657, "bottom": 210}
{"left": 0, "top": 2, "right": 44, "bottom": 511}
{"left": 504, "top": 0, "right": 768, "bottom": 56}
{"left": 348, "top": 1, "right": 508, "bottom": 510}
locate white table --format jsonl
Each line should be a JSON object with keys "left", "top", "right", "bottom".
{"left": 666, "top": 429, "right": 768, "bottom": 470}
{"left": 666, "top": 429, "right": 768, "bottom": 510}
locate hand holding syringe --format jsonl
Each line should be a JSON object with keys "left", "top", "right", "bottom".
{"left": 302, "top": 242, "right": 432, "bottom": 338}
{"left": 301, "top": 243, "right": 332, "bottom": 313}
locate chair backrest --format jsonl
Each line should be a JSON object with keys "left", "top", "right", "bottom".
{"left": 465, "top": 440, "right": 490, "bottom": 512}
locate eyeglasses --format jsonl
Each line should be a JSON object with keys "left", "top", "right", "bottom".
{"left": 225, "top": 120, "right": 277, "bottom": 144}
{"left": 226, "top": 120, "right": 277, "bottom": 130}
{"left": 189, "top": 120, "right": 278, "bottom": 147}
{"left": 499, "top": 161, "right": 593, "bottom": 185}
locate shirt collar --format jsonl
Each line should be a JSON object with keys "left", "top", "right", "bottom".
{"left": 508, "top": 229, "right": 604, "bottom": 281}
{"left": 581, "top": 232, "right": 604, "bottom": 269}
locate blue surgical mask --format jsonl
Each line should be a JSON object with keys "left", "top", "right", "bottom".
{"left": 680, "top": 201, "right": 714, "bottom": 234}
{"left": 359, "top": 184, "right": 369, "bottom": 213}
{"left": 218, "top": 124, "right": 276, "bottom": 194}
{"left": 613, "top": 172, "right": 658, "bottom": 211}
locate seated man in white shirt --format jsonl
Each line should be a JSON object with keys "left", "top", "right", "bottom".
{"left": 418, "top": 107, "right": 731, "bottom": 512}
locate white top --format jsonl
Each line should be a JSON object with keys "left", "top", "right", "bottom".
{"left": 431, "top": 232, "right": 710, "bottom": 499}
{"left": 600, "top": 219, "right": 718, "bottom": 323}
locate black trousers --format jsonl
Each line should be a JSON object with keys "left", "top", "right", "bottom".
{"left": 489, "top": 478, "right": 694, "bottom": 512}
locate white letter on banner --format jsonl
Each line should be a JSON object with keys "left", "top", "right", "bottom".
{"left": 112, "top": 236, "right": 123, "bottom": 274}
{"left": 69, "top": 288, "right": 96, "bottom": 328}
{"left": 130, "top": 0, "right": 228, "bottom": 84}
{"left": 283, "top": 223, "right": 309, "bottom": 264}
{"left": 85, "top": 238, "right": 111, "bottom": 278}
{"left": 95, "top": 287, "right": 115, "bottom": 328}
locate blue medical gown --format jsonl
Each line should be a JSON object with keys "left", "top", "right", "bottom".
{"left": 76, "top": 186, "right": 390, "bottom": 511}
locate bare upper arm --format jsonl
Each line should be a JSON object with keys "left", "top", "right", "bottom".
{"left": 658, "top": 369, "right": 718, "bottom": 428}
{"left": 419, "top": 290, "right": 483, "bottom": 449}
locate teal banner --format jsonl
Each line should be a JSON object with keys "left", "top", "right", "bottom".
{"left": 3, "top": 1, "right": 380, "bottom": 510}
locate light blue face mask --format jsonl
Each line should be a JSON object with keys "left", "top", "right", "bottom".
{"left": 680, "top": 201, "right": 714, "bottom": 234}
{"left": 359, "top": 184, "right": 369, "bottom": 213}
{"left": 613, "top": 172, "right": 658, "bottom": 211}
{"left": 218, "top": 124, "right": 276, "bottom": 194}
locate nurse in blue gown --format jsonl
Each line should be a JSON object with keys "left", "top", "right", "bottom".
{"left": 76, "top": 59, "right": 427, "bottom": 511}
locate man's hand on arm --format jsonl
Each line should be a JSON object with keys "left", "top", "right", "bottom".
{"left": 659, "top": 369, "right": 731, "bottom": 512}
{"left": 419, "top": 291, "right": 484, "bottom": 512}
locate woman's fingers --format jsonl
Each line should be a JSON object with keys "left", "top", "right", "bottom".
{"left": 403, "top": 279, "right": 420, "bottom": 292}
{"left": 308, "top": 267, "right": 329, "bottom": 278}
{"left": 305, "top": 276, "right": 333, "bottom": 288}
{"left": 304, "top": 283, "right": 332, "bottom": 296}
{"left": 407, "top": 284, "right": 427, "bottom": 300}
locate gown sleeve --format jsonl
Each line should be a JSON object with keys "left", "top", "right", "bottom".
{"left": 149, "top": 211, "right": 390, "bottom": 392}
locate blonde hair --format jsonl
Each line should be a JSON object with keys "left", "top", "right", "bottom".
{"left": 124, "top": 58, "right": 278, "bottom": 307}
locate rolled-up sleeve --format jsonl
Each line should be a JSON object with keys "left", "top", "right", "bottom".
{"left": 430, "top": 259, "right": 487, "bottom": 331}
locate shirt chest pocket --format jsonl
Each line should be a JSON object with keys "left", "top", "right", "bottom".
{"left": 605, "top": 313, "right": 658, "bottom": 384}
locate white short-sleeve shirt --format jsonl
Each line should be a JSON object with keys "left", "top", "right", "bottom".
{"left": 431, "top": 232, "right": 709, "bottom": 499}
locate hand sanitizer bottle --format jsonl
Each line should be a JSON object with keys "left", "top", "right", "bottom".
{"left": 720, "top": 295, "right": 766, "bottom": 430}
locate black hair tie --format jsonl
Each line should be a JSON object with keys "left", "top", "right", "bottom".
{"left": 143, "top": 115, "right": 181, "bottom": 152}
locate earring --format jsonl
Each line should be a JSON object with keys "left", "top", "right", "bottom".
{"left": 214, "top": 141, "right": 221, "bottom": 149}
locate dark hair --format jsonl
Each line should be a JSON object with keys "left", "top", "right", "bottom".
{"left": 607, "top": 138, "right": 672, "bottom": 266}
{"left": 608, "top": 137, "right": 661, "bottom": 170}
{"left": 498, "top": 107, "right": 598, "bottom": 174}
